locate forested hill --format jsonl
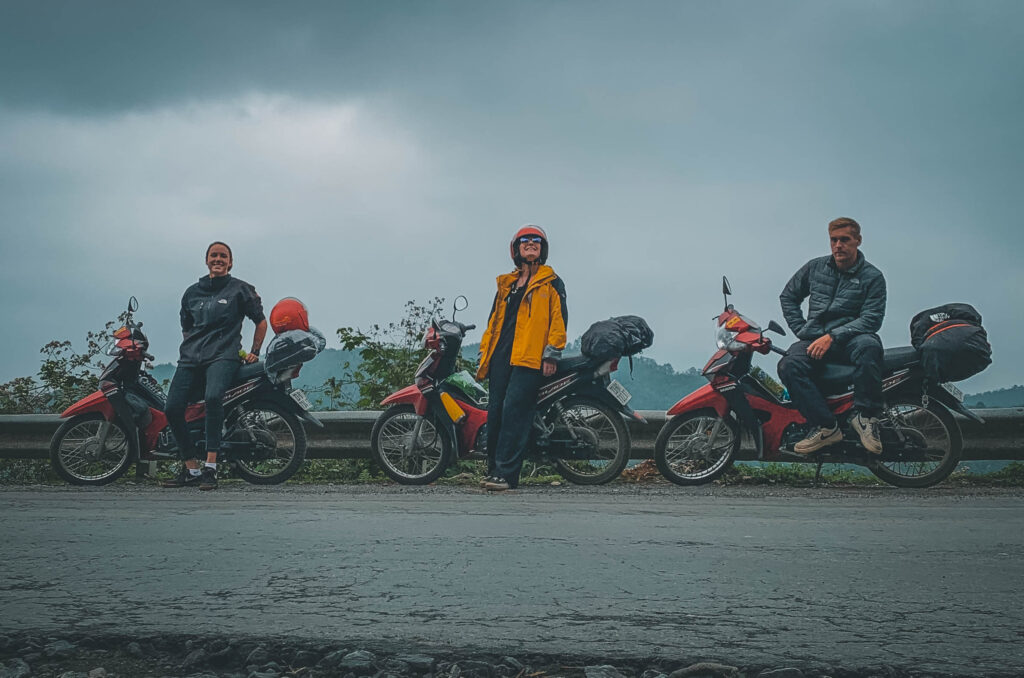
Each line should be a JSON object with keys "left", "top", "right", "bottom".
{"left": 964, "top": 385, "right": 1024, "bottom": 408}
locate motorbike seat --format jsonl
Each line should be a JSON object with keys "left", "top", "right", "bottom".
{"left": 555, "top": 353, "right": 596, "bottom": 376}
{"left": 882, "top": 345, "right": 920, "bottom": 371}
{"left": 185, "top": 361, "right": 266, "bottom": 404}
{"left": 234, "top": 361, "right": 266, "bottom": 384}
{"left": 816, "top": 345, "right": 920, "bottom": 393}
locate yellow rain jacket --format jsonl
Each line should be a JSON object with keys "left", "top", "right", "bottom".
{"left": 477, "top": 265, "right": 568, "bottom": 379}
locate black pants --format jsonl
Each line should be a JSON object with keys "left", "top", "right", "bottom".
{"left": 165, "top": 360, "right": 239, "bottom": 460}
{"left": 778, "top": 334, "right": 884, "bottom": 428}
{"left": 486, "top": 362, "right": 544, "bottom": 488}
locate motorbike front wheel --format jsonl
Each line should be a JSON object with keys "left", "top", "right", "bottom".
{"left": 49, "top": 413, "right": 137, "bottom": 486}
{"left": 228, "top": 401, "right": 307, "bottom": 485}
{"left": 551, "top": 397, "right": 631, "bottom": 485}
{"left": 371, "top": 405, "right": 454, "bottom": 485}
{"left": 868, "top": 398, "right": 962, "bottom": 488}
{"left": 654, "top": 410, "right": 740, "bottom": 486}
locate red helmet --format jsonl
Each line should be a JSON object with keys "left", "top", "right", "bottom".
{"left": 510, "top": 225, "right": 548, "bottom": 265}
{"left": 270, "top": 297, "right": 309, "bottom": 333}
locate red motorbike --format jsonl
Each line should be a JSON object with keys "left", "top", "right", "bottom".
{"left": 653, "top": 278, "right": 979, "bottom": 488}
{"left": 369, "top": 297, "right": 644, "bottom": 485}
{"left": 49, "top": 297, "right": 323, "bottom": 486}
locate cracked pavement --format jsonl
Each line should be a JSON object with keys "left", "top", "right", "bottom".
{"left": 1, "top": 485, "right": 1022, "bottom": 674}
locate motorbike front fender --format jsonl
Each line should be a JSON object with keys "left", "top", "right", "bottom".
{"left": 666, "top": 384, "right": 729, "bottom": 417}
{"left": 381, "top": 384, "right": 428, "bottom": 416}
{"left": 61, "top": 390, "right": 115, "bottom": 419}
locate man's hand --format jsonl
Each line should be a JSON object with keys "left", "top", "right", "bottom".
{"left": 807, "top": 334, "right": 833, "bottom": 360}
{"left": 542, "top": 359, "right": 557, "bottom": 377}
{"left": 244, "top": 351, "right": 260, "bottom": 364}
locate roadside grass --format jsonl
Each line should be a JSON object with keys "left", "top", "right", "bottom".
{"left": 3, "top": 458, "right": 1022, "bottom": 488}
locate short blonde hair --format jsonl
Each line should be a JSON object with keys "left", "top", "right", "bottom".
{"left": 828, "top": 217, "right": 860, "bottom": 237}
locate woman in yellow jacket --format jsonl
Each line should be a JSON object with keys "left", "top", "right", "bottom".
{"left": 477, "top": 225, "right": 567, "bottom": 491}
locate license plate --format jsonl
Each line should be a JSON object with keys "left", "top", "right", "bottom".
{"left": 940, "top": 382, "right": 964, "bottom": 402}
{"left": 607, "top": 379, "right": 632, "bottom": 405}
{"left": 289, "top": 388, "right": 313, "bottom": 411}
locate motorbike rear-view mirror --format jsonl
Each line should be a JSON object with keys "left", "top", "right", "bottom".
{"left": 722, "top": 276, "right": 732, "bottom": 310}
{"left": 452, "top": 295, "right": 468, "bottom": 319}
{"left": 767, "top": 320, "right": 785, "bottom": 336}
{"left": 128, "top": 296, "right": 139, "bottom": 313}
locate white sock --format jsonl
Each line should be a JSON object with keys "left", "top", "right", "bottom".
{"left": 188, "top": 468, "right": 202, "bottom": 477}
{"left": 205, "top": 462, "right": 217, "bottom": 470}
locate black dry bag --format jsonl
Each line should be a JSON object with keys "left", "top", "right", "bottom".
{"left": 909, "top": 303, "right": 992, "bottom": 383}
{"left": 580, "top": 315, "right": 654, "bottom": 361}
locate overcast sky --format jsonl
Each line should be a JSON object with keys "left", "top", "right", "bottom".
{"left": 1, "top": 0, "right": 1022, "bottom": 393}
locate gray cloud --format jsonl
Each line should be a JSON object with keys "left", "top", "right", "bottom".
{"left": 1, "top": 0, "right": 1022, "bottom": 394}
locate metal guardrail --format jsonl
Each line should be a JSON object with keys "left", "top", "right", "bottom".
{"left": 2, "top": 408, "right": 1022, "bottom": 462}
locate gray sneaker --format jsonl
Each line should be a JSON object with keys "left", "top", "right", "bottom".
{"left": 483, "top": 477, "right": 511, "bottom": 491}
{"left": 793, "top": 424, "right": 843, "bottom": 455}
{"left": 850, "top": 413, "right": 883, "bottom": 454}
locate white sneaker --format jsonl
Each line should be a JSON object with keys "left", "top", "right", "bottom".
{"left": 850, "top": 413, "right": 883, "bottom": 454}
{"left": 793, "top": 424, "right": 843, "bottom": 454}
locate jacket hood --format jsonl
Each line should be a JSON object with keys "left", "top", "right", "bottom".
{"left": 496, "top": 265, "right": 556, "bottom": 290}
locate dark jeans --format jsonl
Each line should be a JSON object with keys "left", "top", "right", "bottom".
{"left": 777, "top": 334, "right": 884, "bottom": 428}
{"left": 486, "top": 362, "right": 544, "bottom": 488}
{"left": 165, "top": 360, "right": 239, "bottom": 459}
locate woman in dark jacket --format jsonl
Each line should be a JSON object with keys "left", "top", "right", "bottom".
{"left": 161, "top": 242, "right": 267, "bottom": 490}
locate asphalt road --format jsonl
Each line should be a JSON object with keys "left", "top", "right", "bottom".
{"left": 1, "top": 485, "right": 1022, "bottom": 675}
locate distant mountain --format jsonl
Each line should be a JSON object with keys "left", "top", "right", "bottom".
{"left": 964, "top": 385, "right": 1024, "bottom": 408}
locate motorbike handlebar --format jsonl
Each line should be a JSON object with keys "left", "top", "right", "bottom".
{"left": 143, "top": 352, "right": 155, "bottom": 361}
{"left": 770, "top": 345, "right": 787, "bottom": 356}
{"left": 464, "top": 324, "right": 476, "bottom": 331}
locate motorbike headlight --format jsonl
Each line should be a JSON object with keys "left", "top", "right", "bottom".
{"left": 104, "top": 341, "right": 123, "bottom": 357}
{"left": 715, "top": 325, "right": 746, "bottom": 352}
{"left": 422, "top": 326, "right": 439, "bottom": 349}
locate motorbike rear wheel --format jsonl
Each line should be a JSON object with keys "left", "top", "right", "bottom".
{"left": 49, "top": 413, "right": 137, "bottom": 486}
{"left": 654, "top": 410, "right": 740, "bottom": 486}
{"left": 868, "top": 397, "right": 962, "bottom": 488}
{"left": 229, "top": 400, "right": 307, "bottom": 485}
{"left": 371, "top": 405, "right": 454, "bottom": 485}
{"left": 551, "top": 397, "right": 631, "bottom": 485}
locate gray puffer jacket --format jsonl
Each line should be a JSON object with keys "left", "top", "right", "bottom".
{"left": 779, "top": 252, "right": 886, "bottom": 343}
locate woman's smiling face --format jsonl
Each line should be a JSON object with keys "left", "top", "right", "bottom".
{"left": 206, "top": 243, "right": 232, "bottom": 277}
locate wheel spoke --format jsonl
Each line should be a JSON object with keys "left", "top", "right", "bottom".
{"left": 55, "top": 419, "right": 130, "bottom": 481}
{"left": 661, "top": 415, "right": 735, "bottom": 481}
{"left": 877, "top": 403, "right": 952, "bottom": 480}
{"left": 232, "top": 407, "right": 299, "bottom": 478}
{"left": 377, "top": 412, "right": 444, "bottom": 480}
{"left": 554, "top": 402, "right": 624, "bottom": 479}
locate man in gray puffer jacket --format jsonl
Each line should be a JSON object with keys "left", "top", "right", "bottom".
{"left": 778, "top": 217, "right": 886, "bottom": 454}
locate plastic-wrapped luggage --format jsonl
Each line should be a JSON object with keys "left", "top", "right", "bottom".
{"left": 264, "top": 327, "right": 326, "bottom": 373}
{"left": 909, "top": 303, "right": 992, "bottom": 383}
{"left": 580, "top": 315, "right": 654, "bottom": 361}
